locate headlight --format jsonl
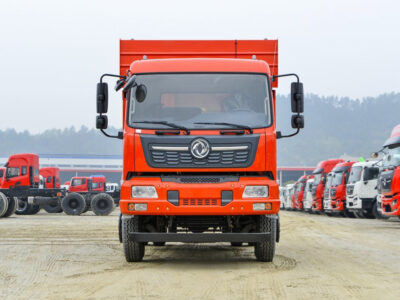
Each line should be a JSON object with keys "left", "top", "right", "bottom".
{"left": 243, "top": 186, "right": 269, "bottom": 198}
{"left": 131, "top": 186, "right": 158, "bottom": 198}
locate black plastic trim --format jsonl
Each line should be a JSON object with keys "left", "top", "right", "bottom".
{"left": 221, "top": 190, "right": 233, "bottom": 206}
{"left": 167, "top": 190, "right": 179, "bottom": 206}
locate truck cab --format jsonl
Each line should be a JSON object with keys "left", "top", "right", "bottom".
{"left": 311, "top": 159, "right": 344, "bottom": 212}
{"left": 378, "top": 124, "right": 400, "bottom": 216}
{"left": 90, "top": 175, "right": 106, "bottom": 192}
{"left": 69, "top": 177, "right": 92, "bottom": 193}
{"left": 39, "top": 167, "right": 61, "bottom": 189}
{"left": 2, "top": 153, "right": 40, "bottom": 189}
{"left": 95, "top": 40, "right": 304, "bottom": 262}
{"left": 283, "top": 183, "right": 294, "bottom": 210}
{"left": 328, "top": 161, "right": 355, "bottom": 216}
{"left": 346, "top": 161, "right": 381, "bottom": 218}
{"left": 322, "top": 172, "right": 334, "bottom": 213}
{"left": 303, "top": 176, "right": 314, "bottom": 212}
{"left": 294, "top": 175, "right": 307, "bottom": 210}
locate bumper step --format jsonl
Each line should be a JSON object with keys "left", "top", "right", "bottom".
{"left": 129, "top": 232, "right": 270, "bottom": 243}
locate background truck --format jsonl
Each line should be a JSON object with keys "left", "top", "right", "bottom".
{"left": 322, "top": 171, "right": 334, "bottom": 215}
{"left": 328, "top": 161, "right": 355, "bottom": 217}
{"left": 62, "top": 175, "right": 119, "bottom": 216}
{"left": 311, "top": 159, "right": 344, "bottom": 213}
{"left": 303, "top": 176, "right": 314, "bottom": 212}
{"left": 39, "top": 167, "right": 64, "bottom": 213}
{"left": 346, "top": 161, "right": 385, "bottom": 218}
{"left": 294, "top": 175, "right": 307, "bottom": 210}
{"left": 0, "top": 153, "right": 65, "bottom": 217}
{"left": 95, "top": 39, "right": 304, "bottom": 262}
{"left": 376, "top": 124, "right": 400, "bottom": 217}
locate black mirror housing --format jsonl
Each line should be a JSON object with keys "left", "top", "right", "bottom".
{"left": 96, "top": 115, "right": 108, "bottom": 129}
{"left": 123, "top": 75, "right": 137, "bottom": 92}
{"left": 291, "top": 114, "right": 304, "bottom": 129}
{"left": 97, "top": 83, "right": 109, "bottom": 114}
{"left": 291, "top": 82, "right": 304, "bottom": 113}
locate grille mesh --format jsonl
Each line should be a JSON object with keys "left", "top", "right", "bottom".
{"left": 181, "top": 198, "right": 220, "bottom": 206}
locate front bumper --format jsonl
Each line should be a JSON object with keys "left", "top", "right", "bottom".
{"left": 312, "top": 198, "right": 323, "bottom": 211}
{"left": 331, "top": 198, "right": 345, "bottom": 212}
{"left": 347, "top": 197, "right": 374, "bottom": 212}
{"left": 381, "top": 194, "right": 400, "bottom": 216}
{"left": 120, "top": 176, "right": 279, "bottom": 216}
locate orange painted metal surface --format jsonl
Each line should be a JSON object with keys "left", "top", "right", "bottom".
{"left": 40, "top": 167, "right": 61, "bottom": 189}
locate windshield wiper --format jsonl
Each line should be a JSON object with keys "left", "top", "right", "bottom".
{"left": 132, "top": 121, "right": 190, "bottom": 135}
{"left": 194, "top": 122, "right": 253, "bottom": 134}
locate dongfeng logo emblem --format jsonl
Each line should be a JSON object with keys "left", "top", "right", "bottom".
{"left": 190, "top": 138, "right": 210, "bottom": 159}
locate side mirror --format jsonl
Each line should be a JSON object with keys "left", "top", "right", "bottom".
{"left": 96, "top": 83, "right": 108, "bottom": 114}
{"left": 291, "top": 82, "right": 304, "bottom": 113}
{"left": 123, "top": 75, "right": 137, "bottom": 92}
{"left": 291, "top": 114, "right": 304, "bottom": 129}
{"left": 114, "top": 79, "right": 125, "bottom": 91}
{"left": 96, "top": 115, "right": 108, "bottom": 129}
{"left": 135, "top": 84, "right": 147, "bottom": 103}
{"left": 370, "top": 152, "right": 379, "bottom": 158}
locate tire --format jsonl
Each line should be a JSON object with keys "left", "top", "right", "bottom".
{"left": 0, "top": 192, "right": 9, "bottom": 217}
{"left": 118, "top": 213, "right": 123, "bottom": 243}
{"left": 43, "top": 200, "right": 63, "bottom": 213}
{"left": 91, "top": 193, "right": 114, "bottom": 216}
{"left": 2, "top": 196, "right": 17, "bottom": 218}
{"left": 28, "top": 205, "right": 41, "bottom": 215}
{"left": 122, "top": 215, "right": 145, "bottom": 262}
{"left": 15, "top": 198, "right": 31, "bottom": 215}
{"left": 61, "top": 193, "right": 86, "bottom": 215}
{"left": 254, "top": 215, "right": 276, "bottom": 262}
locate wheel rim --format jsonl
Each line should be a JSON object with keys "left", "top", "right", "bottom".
{"left": 98, "top": 199, "right": 108, "bottom": 209}
{"left": 69, "top": 199, "right": 79, "bottom": 209}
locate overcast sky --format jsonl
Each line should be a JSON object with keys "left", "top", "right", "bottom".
{"left": 0, "top": 0, "right": 399, "bottom": 133}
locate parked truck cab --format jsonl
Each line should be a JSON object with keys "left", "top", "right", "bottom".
{"left": 39, "top": 167, "right": 61, "bottom": 189}
{"left": 294, "top": 175, "right": 307, "bottom": 210}
{"left": 69, "top": 176, "right": 92, "bottom": 193}
{"left": 322, "top": 172, "right": 334, "bottom": 214}
{"left": 346, "top": 161, "right": 384, "bottom": 218}
{"left": 328, "top": 161, "right": 355, "bottom": 217}
{"left": 303, "top": 176, "right": 314, "bottom": 212}
{"left": 2, "top": 153, "right": 40, "bottom": 189}
{"left": 311, "top": 159, "right": 344, "bottom": 212}
{"left": 90, "top": 175, "right": 106, "bottom": 192}
{"left": 378, "top": 124, "right": 400, "bottom": 217}
{"left": 96, "top": 40, "right": 304, "bottom": 262}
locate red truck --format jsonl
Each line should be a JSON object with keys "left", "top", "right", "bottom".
{"left": 376, "top": 124, "right": 400, "bottom": 217}
{"left": 311, "top": 159, "right": 344, "bottom": 213}
{"left": 325, "top": 161, "right": 355, "bottom": 217}
{"left": 62, "top": 175, "right": 118, "bottom": 216}
{"left": 95, "top": 39, "right": 305, "bottom": 262}
{"left": 294, "top": 175, "right": 308, "bottom": 210}
{"left": 0, "top": 153, "right": 65, "bottom": 217}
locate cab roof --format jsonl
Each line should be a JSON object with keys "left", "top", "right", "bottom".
{"left": 129, "top": 58, "right": 271, "bottom": 75}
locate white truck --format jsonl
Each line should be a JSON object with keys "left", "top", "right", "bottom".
{"left": 323, "top": 172, "right": 334, "bottom": 215}
{"left": 284, "top": 184, "right": 295, "bottom": 210}
{"left": 346, "top": 161, "right": 387, "bottom": 219}
{"left": 303, "top": 177, "right": 314, "bottom": 212}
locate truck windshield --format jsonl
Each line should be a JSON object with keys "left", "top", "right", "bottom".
{"left": 71, "top": 179, "right": 82, "bottom": 186}
{"left": 348, "top": 166, "right": 362, "bottom": 183}
{"left": 128, "top": 73, "right": 271, "bottom": 129}
{"left": 382, "top": 145, "right": 400, "bottom": 168}
{"left": 332, "top": 172, "right": 344, "bottom": 186}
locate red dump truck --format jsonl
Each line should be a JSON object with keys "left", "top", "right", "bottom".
{"left": 377, "top": 124, "right": 400, "bottom": 217}
{"left": 95, "top": 40, "right": 304, "bottom": 262}
{"left": 311, "top": 159, "right": 344, "bottom": 213}
{"left": 0, "top": 153, "right": 65, "bottom": 217}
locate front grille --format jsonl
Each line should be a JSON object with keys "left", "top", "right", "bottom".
{"left": 330, "top": 189, "right": 336, "bottom": 197}
{"left": 380, "top": 171, "right": 394, "bottom": 193}
{"left": 181, "top": 198, "right": 220, "bottom": 206}
{"left": 347, "top": 185, "right": 354, "bottom": 195}
{"left": 150, "top": 150, "right": 249, "bottom": 166}
{"left": 180, "top": 177, "right": 220, "bottom": 183}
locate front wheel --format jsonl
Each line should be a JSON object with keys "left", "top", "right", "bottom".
{"left": 122, "top": 216, "right": 145, "bottom": 262}
{"left": 254, "top": 215, "right": 276, "bottom": 262}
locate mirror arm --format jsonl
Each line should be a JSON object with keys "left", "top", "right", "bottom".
{"left": 100, "top": 129, "right": 123, "bottom": 140}
{"left": 277, "top": 128, "right": 300, "bottom": 139}
{"left": 272, "top": 73, "right": 299, "bottom": 83}
{"left": 100, "top": 73, "right": 126, "bottom": 84}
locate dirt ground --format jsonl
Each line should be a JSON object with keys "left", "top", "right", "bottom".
{"left": 0, "top": 210, "right": 399, "bottom": 300}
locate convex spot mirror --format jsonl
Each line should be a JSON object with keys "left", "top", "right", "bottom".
{"left": 291, "top": 114, "right": 304, "bottom": 129}
{"left": 96, "top": 115, "right": 108, "bottom": 129}
{"left": 370, "top": 152, "right": 379, "bottom": 159}
{"left": 96, "top": 83, "right": 108, "bottom": 114}
{"left": 123, "top": 75, "right": 137, "bottom": 92}
{"left": 291, "top": 82, "right": 304, "bottom": 113}
{"left": 135, "top": 84, "right": 147, "bottom": 103}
